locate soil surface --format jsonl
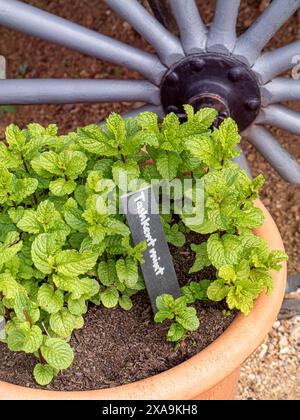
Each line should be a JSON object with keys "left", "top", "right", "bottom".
{"left": 0, "top": 0, "right": 299, "bottom": 399}
{"left": 0, "top": 232, "right": 234, "bottom": 391}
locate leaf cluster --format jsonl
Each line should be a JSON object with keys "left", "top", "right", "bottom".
{"left": 0, "top": 106, "right": 287, "bottom": 385}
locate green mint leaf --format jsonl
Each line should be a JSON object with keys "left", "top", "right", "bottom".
{"left": 112, "top": 160, "right": 140, "bottom": 187}
{"left": 156, "top": 151, "right": 182, "bottom": 180}
{"left": 176, "top": 307, "right": 199, "bottom": 331}
{"left": 31, "top": 234, "right": 59, "bottom": 274}
{"left": 49, "top": 308, "right": 83, "bottom": 338}
{"left": 7, "top": 324, "right": 43, "bottom": 354}
{"left": 0, "top": 233, "right": 23, "bottom": 267}
{"left": 100, "top": 286, "right": 119, "bottom": 308}
{"left": 167, "top": 322, "right": 186, "bottom": 342}
{"left": 118, "top": 295, "right": 133, "bottom": 311}
{"left": 77, "top": 125, "right": 117, "bottom": 156}
{"left": 189, "top": 242, "right": 211, "bottom": 273}
{"left": 98, "top": 259, "right": 118, "bottom": 287}
{"left": 17, "top": 210, "right": 41, "bottom": 234}
{"left": 207, "top": 233, "right": 242, "bottom": 269}
{"left": 218, "top": 265, "right": 236, "bottom": 283}
{"left": 154, "top": 309, "right": 174, "bottom": 323}
{"left": 164, "top": 223, "right": 186, "bottom": 248}
{"left": 181, "top": 286, "right": 196, "bottom": 304}
{"left": 41, "top": 337, "right": 74, "bottom": 370}
{"left": 64, "top": 208, "right": 88, "bottom": 233}
{"left": 189, "top": 280, "right": 211, "bottom": 301}
{"left": 186, "top": 134, "right": 222, "bottom": 169}
{"left": 49, "top": 178, "right": 77, "bottom": 197}
{"left": 37, "top": 284, "right": 64, "bottom": 314}
{"left": 33, "top": 363, "right": 55, "bottom": 386}
{"left": 14, "top": 291, "right": 40, "bottom": 324}
{"left": 207, "top": 279, "right": 228, "bottom": 302}
{"left": 217, "top": 118, "right": 240, "bottom": 157}
{"left": 54, "top": 275, "right": 100, "bottom": 300}
{"left": 6, "top": 124, "right": 26, "bottom": 151}
{"left": 8, "top": 207, "right": 25, "bottom": 224}
{"left": 227, "top": 287, "right": 253, "bottom": 316}
{"left": 68, "top": 297, "right": 87, "bottom": 316}
{"left": 0, "top": 273, "right": 21, "bottom": 299}
{"left": 106, "top": 113, "right": 125, "bottom": 145}
{"left": 234, "top": 205, "right": 265, "bottom": 230}
{"left": 31, "top": 151, "right": 62, "bottom": 177}
{"left": 116, "top": 257, "right": 138, "bottom": 288}
{"left": 55, "top": 250, "right": 98, "bottom": 277}
{"left": 268, "top": 251, "right": 288, "bottom": 271}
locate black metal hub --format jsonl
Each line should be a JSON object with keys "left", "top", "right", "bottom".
{"left": 161, "top": 53, "right": 261, "bottom": 131}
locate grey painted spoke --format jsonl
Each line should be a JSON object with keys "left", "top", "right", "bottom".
{"left": 233, "top": 144, "right": 253, "bottom": 178}
{"left": 243, "top": 125, "right": 300, "bottom": 185}
{"left": 100, "top": 104, "right": 165, "bottom": 125}
{"left": 170, "top": 0, "right": 207, "bottom": 54}
{"left": 0, "top": 0, "right": 166, "bottom": 85}
{"left": 104, "top": 0, "right": 184, "bottom": 67}
{"left": 261, "top": 78, "right": 300, "bottom": 105}
{"left": 0, "top": 79, "right": 160, "bottom": 105}
{"left": 121, "top": 104, "right": 165, "bottom": 120}
{"left": 207, "top": 0, "right": 240, "bottom": 54}
{"left": 257, "top": 105, "right": 300, "bottom": 137}
{"left": 253, "top": 40, "right": 300, "bottom": 84}
{"left": 233, "top": 0, "right": 300, "bottom": 66}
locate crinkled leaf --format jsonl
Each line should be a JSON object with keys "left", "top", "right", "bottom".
{"left": 116, "top": 258, "right": 138, "bottom": 288}
{"left": 14, "top": 291, "right": 40, "bottom": 324}
{"left": 31, "top": 234, "right": 59, "bottom": 274}
{"left": 37, "top": 284, "right": 64, "bottom": 314}
{"left": 167, "top": 322, "right": 186, "bottom": 342}
{"left": 189, "top": 242, "right": 211, "bottom": 273}
{"left": 100, "top": 286, "right": 119, "bottom": 308}
{"left": 98, "top": 259, "right": 118, "bottom": 287}
{"left": 176, "top": 307, "right": 199, "bottom": 331}
{"left": 49, "top": 308, "right": 83, "bottom": 338}
{"left": 207, "top": 233, "right": 242, "bottom": 269}
{"left": 64, "top": 208, "right": 88, "bottom": 233}
{"left": 49, "top": 178, "right": 77, "bottom": 197}
{"left": 77, "top": 125, "right": 116, "bottom": 156}
{"left": 207, "top": 279, "right": 228, "bottom": 302}
{"left": 53, "top": 275, "right": 99, "bottom": 300}
{"left": 118, "top": 295, "right": 133, "bottom": 311}
{"left": 55, "top": 250, "right": 98, "bottom": 277}
{"left": 41, "top": 337, "right": 74, "bottom": 370}
{"left": 67, "top": 297, "right": 87, "bottom": 316}
{"left": 156, "top": 151, "right": 182, "bottom": 180}
{"left": 33, "top": 363, "right": 55, "bottom": 386}
{"left": 7, "top": 324, "right": 43, "bottom": 354}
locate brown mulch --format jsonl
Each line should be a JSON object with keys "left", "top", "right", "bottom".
{"left": 0, "top": 0, "right": 299, "bottom": 399}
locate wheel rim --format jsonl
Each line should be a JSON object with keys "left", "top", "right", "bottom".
{"left": 0, "top": 0, "right": 299, "bottom": 184}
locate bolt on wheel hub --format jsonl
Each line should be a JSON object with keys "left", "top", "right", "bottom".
{"left": 161, "top": 53, "right": 261, "bottom": 132}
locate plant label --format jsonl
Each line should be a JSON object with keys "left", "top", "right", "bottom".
{"left": 0, "top": 316, "right": 6, "bottom": 341}
{"left": 122, "top": 186, "right": 181, "bottom": 313}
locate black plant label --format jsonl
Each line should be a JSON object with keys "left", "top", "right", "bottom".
{"left": 122, "top": 186, "right": 181, "bottom": 313}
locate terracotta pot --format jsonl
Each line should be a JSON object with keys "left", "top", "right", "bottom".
{"left": 0, "top": 201, "right": 287, "bottom": 400}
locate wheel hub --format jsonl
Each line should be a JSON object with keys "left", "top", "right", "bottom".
{"left": 161, "top": 53, "right": 261, "bottom": 131}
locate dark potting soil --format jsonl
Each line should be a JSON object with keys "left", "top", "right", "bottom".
{"left": 0, "top": 231, "right": 235, "bottom": 391}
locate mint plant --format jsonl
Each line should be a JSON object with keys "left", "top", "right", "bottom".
{"left": 154, "top": 294, "right": 200, "bottom": 342}
{"left": 0, "top": 105, "right": 287, "bottom": 386}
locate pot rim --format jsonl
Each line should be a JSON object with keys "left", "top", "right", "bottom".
{"left": 0, "top": 201, "right": 287, "bottom": 400}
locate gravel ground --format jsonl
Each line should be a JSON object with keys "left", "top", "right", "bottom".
{"left": 238, "top": 316, "right": 300, "bottom": 400}
{"left": 0, "top": 0, "right": 299, "bottom": 400}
